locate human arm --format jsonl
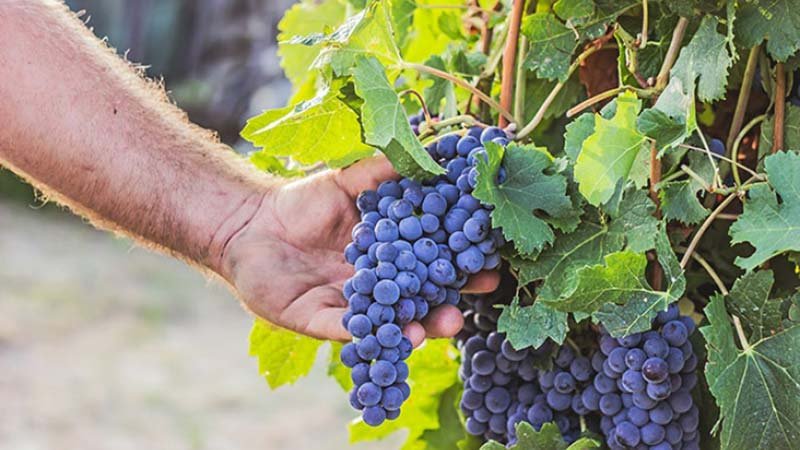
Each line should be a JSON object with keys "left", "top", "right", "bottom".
{"left": 0, "top": 1, "right": 499, "bottom": 344}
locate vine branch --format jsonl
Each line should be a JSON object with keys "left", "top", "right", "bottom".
{"left": 725, "top": 45, "right": 760, "bottom": 152}
{"left": 499, "top": 0, "right": 525, "bottom": 127}
{"left": 730, "top": 114, "right": 766, "bottom": 187}
{"left": 680, "top": 193, "right": 737, "bottom": 269}
{"left": 773, "top": 62, "right": 786, "bottom": 153}
{"left": 655, "top": 17, "right": 688, "bottom": 90}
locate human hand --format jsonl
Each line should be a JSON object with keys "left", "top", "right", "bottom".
{"left": 220, "top": 157, "right": 500, "bottom": 346}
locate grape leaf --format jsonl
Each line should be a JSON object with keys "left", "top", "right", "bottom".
{"left": 391, "top": 0, "right": 416, "bottom": 49}
{"left": 473, "top": 142, "right": 574, "bottom": 256}
{"left": 422, "top": 55, "right": 454, "bottom": 116}
{"left": 593, "top": 227, "right": 686, "bottom": 337}
{"left": 313, "top": 0, "right": 402, "bottom": 76}
{"left": 349, "top": 340, "right": 459, "bottom": 443}
{"left": 327, "top": 342, "right": 353, "bottom": 392}
{"left": 638, "top": 74, "right": 697, "bottom": 154}
{"left": 726, "top": 270, "right": 788, "bottom": 341}
{"left": 735, "top": 0, "right": 800, "bottom": 61}
{"left": 249, "top": 152, "right": 305, "bottom": 178}
{"left": 412, "top": 384, "right": 470, "bottom": 450}
{"left": 700, "top": 295, "right": 800, "bottom": 450}
{"left": 671, "top": 16, "right": 733, "bottom": 103}
{"left": 351, "top": 56, "right": 445, "bottom": 179}
{"left": 563, "top": 113, "right": 594, "bottom": 161}
{"left": 481, "top": 422, "right": 600, "bottom": 450}
{"left": 248, "top": 320, "right": 323, "bottom": 389}
{"left": 401, "top": 0, "right": 465, "bottom": 64}
{"left": 241, "top": 86, "right": 374, "bottom": 168}
{"left": 521, "top": 12, "right": 577, "bottom": 82}
{"left": 497, "top": 295, "right": 569, "bottom": 350}
{"left": 277, "top": 0, "right": 348, "bottom": 88}
{"left": 758, "top": 103, "right": 800, "bottom": 160}
{"left": 659, "top": 152, "right": 714, "bottom": 225}
{"left": 554, "top": 0, "right": 595, "bottom": 28}
{"left": 730, "top": 151, "right": 800, "bottom": 270}
{"left": 511, "top": 189, "right": 658, "bottom": 302}
{"left": 574, "top": 91, "right": 647, "bottom": 206}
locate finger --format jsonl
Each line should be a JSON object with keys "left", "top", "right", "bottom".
{"left": 403, "top": 321, "right": 426, "bottom": 348}
{"left": 279, "top": 286, "right": 350, "bottom": 341}
{"left": 336, "top": 155, "right": 399, "bottom": 198}
{"left": 461, "top": 270, "right": 501, "bottom": 294}
{"left": 306, "top": 306, "right": 351, "bottom": 342}
{"left": 421, "top": 305, "right": 464, "bottom": 339}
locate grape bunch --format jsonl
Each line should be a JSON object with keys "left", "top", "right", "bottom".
{"left": 339, "top": 125, "right": 510, "bottom": 426}
{"left": 589, "top": 304, "right": 700, "bottom": 450}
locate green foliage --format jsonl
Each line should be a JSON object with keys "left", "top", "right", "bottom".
{"left": 481, "top": 422, "right": 600, "bottom": 450}
{"left": 735, "top": 0, "right": 800, "bottom": 61}
{"left": 672, "top": 16, "right": 733, "bottom": 103}
{"left": 730, "top": 151, "right": 800, "bottom": 270}
{"left": 473, "top": 143, "right": 574, "bottom": 256}
{"left": 701, "top": 292, "right": 800, "bottom": 450}
{"left": 497, "top": 294, "right": 569, "bottom": 349}
{"left": 249, "top": 320, "right": 323, "bottom": 389}
{"left": 659, "top": 152, "right": 714, "bottom": 224}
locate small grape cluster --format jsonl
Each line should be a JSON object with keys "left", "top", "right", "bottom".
{"left": 590, "top": 304, "right": 700, "bottom": 450}
{"left": 340, "top": 125, "right": 510, "bottom": 426}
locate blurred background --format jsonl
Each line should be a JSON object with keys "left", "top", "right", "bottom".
{"left": 0, "top": 1, "right": 400, "bottom": 449}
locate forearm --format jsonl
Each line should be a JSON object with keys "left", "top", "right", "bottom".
{"left": 0, "top": 0, "right": 272, "bottom": 273}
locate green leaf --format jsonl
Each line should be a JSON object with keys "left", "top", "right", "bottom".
{"left": 727, "top": 270, "right": 787, "bottom": 341}
{"left": 511, "top": 189, "right": 658, "bottom": 302}
{"left": 521, "top": 12, "right": 577, "bottom": 82}
{"left": 248, "top": 320, "right": 323, "bottom": 389}
{"left": 638, "top": 75, "right": 697, "bottom": 154}
{"left": 736, "top": 0, "right": 800, "bottom": 61}
{"left": 349, "top": 340, "right": 460, "bottom": 444}
{"left": 593, "top": 227, "right": 686, "bottom": 337}
{"left": 497, "top": 295, "right": 569, "bottom": 350}
{"left": 422, "top": 55, "right": 454, "bottom": 116}
{"left": 700, "top": 295, "right": 800, "bottom": 450}
{"left": 327, "top": 342, "right": 353, "bottom": 392}
{"left": 730, "top": 151, "right": 800, "bottom": 270}
{"left": 313, "top": 0, "right": 402, "bottom": 76}
{"left": 554, "top": 0, "right": 595, "bottom": 27}
{"left": 277, "top": 0, "right": 349, "bottom": 88}
{"left": 391, "top": 0, "right": 416, "bottom": 49}
{"left": 563, "top": 113, "right": 595, "bottom": 161}
{"left": 473, "top": 143, "right": 573, "bottom": 256}
{"left": 249, "top": 153, "right": 305, "bottom": 178}
{"left": 574, "top": 91, "right": 647, "bottom": 206}
{"left": 481, "top": 422, "right": 600, "bottom": 450}
{"left": 525, "top": 76, "right": 586, "bottom": 139}
{"left": 401, "top": 0, "right": 465, "bottom": 64}
{"left": 241, "top": 86, "right": 374, "bottom": 168}
{"left": 411, "top": 384, "right": 470, "bottom": 450}
{"left": 659, "top": 152, "right": 714, "bottom": 225}
{"left": 672, "top": 16, "right": 733, "bottom": 103}
{"left": 758, "top": 103, "right": 800, "bottom": 159}
{"left": 352, "top": 56, "right": 445, "bottom": 179}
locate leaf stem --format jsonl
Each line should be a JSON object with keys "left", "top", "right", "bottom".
{"left": 499, "top": 0, "right": 525, "bottom": 128}
{"left": 399, "top": 89, "right": 431, "bottom": 123}
{"left": 677, "top": 143, "right": 765, "bottom": 180}
{"left": 402, "top": 62, "right": 516, "bottom": 124}
{"left": 655, "top": 17, "right": 689, "bottom": 90}
{"left": 680, "top": 193, "right": 737, "bottom": 269}
{"left": 732, "top": 315, "right": 751, "bottom": 352}
{"left": 725, "top": 45, "right": 760, "bottom": 152}
{"left": 566, "top": 85, "right": 655, "bottom": 117}
{"left": 517, "top": 44, "right": 601, "bottom": 139}
{"left": 773, "top": 62, "right": 786, "bottom": 153}
{"left": 680, "top": 164, "right": 710, "bottom": 191}
{"left": 677, "top": 248, "right": 729, "bottom": 295}
{"left": 639, "top": 0, "right": 649, "bottom": 48}
{"left": 730, "top": 113, "right": 765, "bottom": 188}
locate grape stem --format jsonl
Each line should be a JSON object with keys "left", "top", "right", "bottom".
{"left": 654, "top": 17, "right": 688, "bottom": 90}
{"left": 724, "top": 45, "right": 760, "bottom": 154}
{"left": 498, "top": 0, "right": 525, "bottom": 128}
{"left": 676, "top": 247, "right": 728, "bottom": 295}
{"left": 677, "top": 143, "right": 765, "bottom": 181}
{"left": 679, "top": 192, "right": 738, "bottom": 269}
{"left": 679, "top": 164, "right": 711, "bottom": 191}
{"left": 516, "top": 44, "right": 601, "bottom": 140}
{"left": 773, "top": 62, "right": 786, "bottom": 153}
{"left": 639, "top": 0, "right": 649, "bottom": 48}
{"left": 401, "top": 63, "right": 516, "bottom": 125}
{"left": 399, "top": 89, "right": 432, "bottom": 124}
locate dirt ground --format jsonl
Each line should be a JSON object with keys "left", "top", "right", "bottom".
{"left": 0, "top": 200, "right": 402, "bottom": 450}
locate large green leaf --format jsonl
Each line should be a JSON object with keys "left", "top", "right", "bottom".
{"left": 730, "top": 151, "right": 800, "bottom": 270}
{"left": 701, "top": 294, "right": 800, "bottom": 450}
{"left": 659, "top": 152, "right": 714, "bottom": 225}
{"left": 497, "top": 295, "right": 569, "bottom": 350}
{"left": 574, "top": 91, "right": 647, "bottom": 206}
{"left": 521, "top": 12, "right": 577, "bottom": 82}
{"left": 277, "top": 0, "right": 349, "bottom": 88}
{"left": 241, "top": 84, "right": 374, "bottom": 168}
{"left": 473, "top": 143, "right": 574, "bottom": 256}
{"left": 481, "top": 422, "right": 600, "bottom": 450}
{"left": 735, "top": 0, "right": 800, "bottom": 61}
{"left": 349, "top": 340, "right": 460, "bottom": 443}
{"left": 352, "top": 56, "right": 445, "bottom": 179}
{"left": 248, "top": 320, "right": 323, "bottom": 389}
{"left": 671, "top": 16, "right": 733, "bottom": 103}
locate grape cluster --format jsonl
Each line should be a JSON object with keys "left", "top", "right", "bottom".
{"left": 590, "top": 304, "right": 700, "bottom": 450}
{"left": 339, "top": 125, "right": 510, "bottom": 425}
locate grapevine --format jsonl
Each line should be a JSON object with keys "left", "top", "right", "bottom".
{"left": 245, "top": 1, "right": 800, "bottom": 450}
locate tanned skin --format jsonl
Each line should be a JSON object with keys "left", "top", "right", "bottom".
{"left": 0, "top": 1, "right": 499, "bottom": 345}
